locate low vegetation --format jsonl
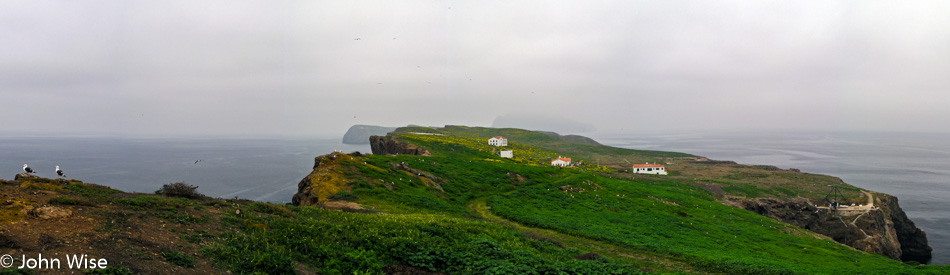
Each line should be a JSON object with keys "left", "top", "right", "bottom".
{"left": 155, "top": 181, "right": 206, "bottom": 199}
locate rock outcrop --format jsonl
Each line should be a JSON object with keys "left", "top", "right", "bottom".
{"left": 729, "top": 195, "right": 932, "bottom": 263}
{"left": 369, "top": 135, "right": 431, "bottom": 156}
{"left": 343, "top": 125, "right": 397, "bottom": 144}
{"left": 879, "top": 195, "right": 933, "bottom": 263}
{"left": 14, "top": 173, "right": 38, "bottom": 181}
{"left": 389, "top": 161, "right": 444, "bottom": 191}
{"left": 292, "top": 152, "right": 353, "bottom": 207}
{"left": 30, "top": 206, "right": 71, "bottom": 220}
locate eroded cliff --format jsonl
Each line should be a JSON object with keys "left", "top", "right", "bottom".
{"left": 291, "top": 152, "right": 354, "bottom": 207}
{"left": 728, "top": 194, "right": 932, "bottom": 263}
{"left": 369, "top": 135, "right": 431, "bottom": 156}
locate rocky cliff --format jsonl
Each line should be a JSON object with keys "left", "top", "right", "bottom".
{"left": 729, "top": 194, "right": 932, "bottom": 263}
{"left": 369, "top": 135, "right": 431, "bottom": 156}
{"left": 342, "top": 125, "right": 397, "bottom": 144}
{"left": 880, "top": 195, "right": 933, "bottom": 262}
{"left": 292, "top": 152, "right": 354, "bottom": 207}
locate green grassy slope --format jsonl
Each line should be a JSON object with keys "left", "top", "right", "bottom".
{"left": 488, "top": 175, "right": 904, "bottom": 274}
{"left": 311, "top": 126, "right": 945, "bottom": 274}
{"left": 205, "top": 205, "right": 639, "bottom": 274}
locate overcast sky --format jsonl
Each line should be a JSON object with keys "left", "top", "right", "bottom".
{"left": 2, "top": 1, "right": 949, "bottom": 138}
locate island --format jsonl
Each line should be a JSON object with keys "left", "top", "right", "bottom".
{"left": 0, "top": 125, "right": 942, "bottom": 274}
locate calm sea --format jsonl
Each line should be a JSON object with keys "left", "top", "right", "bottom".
{"left": 596, "top": 131, "right": 950, "bottom": 265}
{"left": 2, "top": 132, "right": 946, "bottom": 264}
{"left": 0, "top": 137, "right": 369, "bottom": 203}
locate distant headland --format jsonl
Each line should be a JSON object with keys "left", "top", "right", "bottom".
{"left": 341, "top": 125, "right": 397, "bottom": 144}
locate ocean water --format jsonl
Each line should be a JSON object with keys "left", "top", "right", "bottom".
{"left": 0, "top": 137, "right": 369, "bottom": 203}
{"left": 596, "top": 131, "right": 950, "bottom": 265}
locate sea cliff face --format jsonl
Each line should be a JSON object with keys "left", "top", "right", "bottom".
{"left": 881, "top": 195, "right": 933, "bottom": 262}
{"left": 369, "top": 135, "right": 431, "bottom": 156}
{"left": 729, "top": 195, "right": 932, "bottom": 262}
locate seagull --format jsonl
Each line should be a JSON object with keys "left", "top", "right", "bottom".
{"left": 194, "top": 160, "right": 202, "bottom": 164}
{"left": 55, "top": 166, "right": 65, "bottom": 177}
{"left": 22, "top": 164, "right": 35, "bottom": 174}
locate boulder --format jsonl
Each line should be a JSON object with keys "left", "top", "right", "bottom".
{"left": 14, "top": 173, "right": 38, "bottom": 181}
{"left": 30, "top": 206, "right": 71, "bottom": 220}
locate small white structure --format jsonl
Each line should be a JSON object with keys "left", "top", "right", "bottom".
{"left": 500, "top": 150, "right": 513, "bottom": 158}
{"left": 551, "top": 157, "right": 571, "bottom": 167}
{"left": 488, "top": 136, "right": 508, "bottom": 146}
{"left": 633, "top": 163, "right": 667, "bottom": 175}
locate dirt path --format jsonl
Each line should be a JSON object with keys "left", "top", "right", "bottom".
{"left": 821, "top": 190, "right": 875, "bottom": 216}
{"left": 846, "top": 191, "right": 875, "bottom": 211}
{"left": 466, "top": 199, "right": 697, "bottom": 273}
{"left": 863, "top": 191, "right": 874, "bottom": 208}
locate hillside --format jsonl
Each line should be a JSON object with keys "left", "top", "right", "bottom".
{"left": 1, "top": 125, "right": 944, "bottom": 274}
{"left": 293, "top": 125, "right": 943, "bottom": 273}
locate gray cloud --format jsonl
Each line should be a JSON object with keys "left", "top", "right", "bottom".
{"left": 2, "top": 1, "right": 949, "bottom": 137}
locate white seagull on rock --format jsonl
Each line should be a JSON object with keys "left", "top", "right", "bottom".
{"left": 22, "top": 164, "right": 35, "bottom": 174}
{"left": 56, "top": 166, "right": 65, "bottom": 177}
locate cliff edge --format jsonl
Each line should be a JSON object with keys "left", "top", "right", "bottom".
{"left": 730, "top": 194, "right": 932, "bottom": 263}
{"left": 369, "top": 135, "right": 431, "bottom": 156}
{"left": 881, "top": 195, "right": 933, "bottom": 262}
{"left": 292, "top": 152, "right": 355, "bottom": 207}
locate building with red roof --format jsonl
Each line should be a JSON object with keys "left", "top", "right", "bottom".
{"left": 551, "top": 157, "right": 571, "bottom": 167}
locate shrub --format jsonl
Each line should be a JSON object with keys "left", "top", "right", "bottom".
{"left": 49, "top": 196, "right": 98, "bottom": 207}
{"left": 161, "top": 251, "right": 196, "bottom": 268}
{"left": 155, "top": 182, "right": 205, "bottom": 199}
{"left": 328, "top": 191, "right": 358, "bottom": 201}
{"left": 246, "top": 202, "right": 295, "bottom": 217}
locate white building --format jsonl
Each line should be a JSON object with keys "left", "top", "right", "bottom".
{"left": 488, "top": 136, "right": 508, "bottom": 146}
{"left": 633, "top": 163, "right": 667, "bottom": 175}
{"left": 551, "top": 157, "right": 571, "bottom": 167}
{"left": 500, "top": 150, "right": 513, "bottom": 158}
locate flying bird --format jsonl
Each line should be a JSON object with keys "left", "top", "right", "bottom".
{"left": 194, "top": 160, "right": 203, "bottom": 164}
{"left": 55, "top": 166, "right": 65, "bottom": 177}
{"left": 22, "top": 164, "right": 35, "bottom": 174}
